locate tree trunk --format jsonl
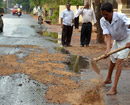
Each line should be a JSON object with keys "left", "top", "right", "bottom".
{"left": 94, "top": 0, "right": 105, "bottom": 43}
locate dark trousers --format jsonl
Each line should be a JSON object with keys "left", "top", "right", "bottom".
{"left": 74, "top": 17, "right": 79, "bottom": 29}
{"left": 62, "top": 25, "right": 73, "bottom": 46}
{"left": 80, "top": 22, "right": 92, "bottom": 46}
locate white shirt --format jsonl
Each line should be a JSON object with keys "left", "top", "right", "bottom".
{"left": 100, "top": 12, "right": 130, "bottom": 41}
{"left": 38, "top": 8, "right": 44, "bottom": 17}
{"left": 75, "top": 8, "right": 80, "bottom": 17}
{"left": 60, "top": 9, "right": 74, "bottom": 26}
{"left": 75, "top": 8, "right": 97, "bottom": 23}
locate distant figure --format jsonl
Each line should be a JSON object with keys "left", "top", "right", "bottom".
{"left": 100, "top": 2, "right": 130, "bottom": 95}
{"left": 37, "top": 6, "right": 44, "bottom": 20}
{"left": 75, "top": 2, "right": 97, "bottom": 47}
{"left": 60, "top": 3, "right": 74, "bottom": 47}
{"left": 17, "top": 7, "right": 21, "bottom": 13}
{"left": 17, "top": 7, "right": 22, "bottom": 16}
{"left": 74, "top": 5, "right": 80, "bottom": 29}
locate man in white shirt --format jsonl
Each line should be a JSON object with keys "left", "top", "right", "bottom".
{"left": 100, "top": 2, "right": 130, "bottom": 95}
{"left": 37, "top": 6, "right": 44, "bottom": 23}
{"left": 75, "top": 2, "right": 97, "bottom": 47}
{"left": 74, "top": 5, "right": 80, "bottom": 29}
{"left": 60, "top": 3, "right": 74, "bottom": 47}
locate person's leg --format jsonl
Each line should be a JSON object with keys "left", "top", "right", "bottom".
{"left": 61, "top": 25, "right": 67, "bottom": 46}
{"left": 75, "top": 17, "right": 79, "bottom": 29}
{"left": 86, "top": 23, "right": 92, "bottom": 46}
{"left": 66, "top": 26, "right": 73, "bottom": 46}
{"left": 106, "top": 59, "right": 123, "bottom": 95}
{"left": 77, "top": 17, "right": 79, "bottom": 29}
{"left": 80, "top": 24, "right": 87, "bottom": 46}
{"left": 103, "top": 60, "right": 115, "bottom": 85}
{"left": 74, "top": 18, "right": 77, "bottom": 29}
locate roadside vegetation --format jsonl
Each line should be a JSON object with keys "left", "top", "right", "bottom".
{"left": 1, "top": 0, "right": 105, "bottom": 43}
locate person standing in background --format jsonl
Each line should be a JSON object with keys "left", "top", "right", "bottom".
{"left": 60, "top": 3, "right": 74, "bottom": 47}
{"left": 74, "top": 5, "right": 80, "bottom": 29}
{"left": 75, "top": 2, "right": 97, "bottom": 47}
{"left": 37, "top": 6, "right": 44, "bottom": 21}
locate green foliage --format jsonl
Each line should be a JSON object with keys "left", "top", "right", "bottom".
{"left": 13, "top": 0, "right": 30, "bottom": 11}
{"left": 30, "top": 0, "right": 44, "bottom": 7}
{"left": 70, "top": 0, "right": 84, "bottom": 5}
{"left": 48, "top": 10, "right": 59, "bottom": 24}
{"left": 44, "top": 0, "right": 83, "bottom": 24}
{"left": 0, "top": 1, "right": 3, "bottom": 7}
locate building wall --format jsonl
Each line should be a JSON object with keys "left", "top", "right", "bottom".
{"left": 83, "top": 0, "right": 130, "bottom": 13}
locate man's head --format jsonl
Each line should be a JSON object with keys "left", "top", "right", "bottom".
{"left": 100, "top": 2, "right": 113, "bottom": 22}
{"left": 76, "top": 5, "right": 79, "bottom": 9}
{"left": 40, "top": 6, "right": 42, "bottom": 9}
{"left": 66, "top": 3, "right": 71, "bottom": 10}
{"left": 85, "top": 2, "right": 89, "bottom": 9}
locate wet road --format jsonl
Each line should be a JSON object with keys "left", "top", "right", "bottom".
{"left": 0, "top": 14, "right": 59, "bottom": 105}
{"left": 1, "top": 14, "right": 57, "bottom": 48}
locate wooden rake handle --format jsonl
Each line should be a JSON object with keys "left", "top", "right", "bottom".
{"left": 95, "top": 46, "right": 127, "bottom": 62}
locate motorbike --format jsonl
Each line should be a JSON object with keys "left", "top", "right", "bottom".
{"left": 0, "top": 14, "right": 3, "bottom": 32}
{"left": 17, "top": 12, "right": 21, "bottom": 18}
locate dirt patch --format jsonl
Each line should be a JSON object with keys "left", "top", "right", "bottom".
{"left": 0, "top": 44, "right": 105, "bottom": 104}
{"left": 64, "top": 79, "right": 105, "bottom": 105}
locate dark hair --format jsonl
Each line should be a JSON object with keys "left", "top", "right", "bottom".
{"left": 66, "top": 3, "right": 71, "bottom": 6}
{"left": 100, "top": 2, "right": 113, "bottom": 12}
{"left": 77, "top": 5, "right": 79, "bottom": 6}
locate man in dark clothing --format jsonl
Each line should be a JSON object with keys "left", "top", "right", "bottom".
{"left": 74, "top": 5, "right": 80, "bottom": 29}
{"left": 75, "top": 2, "right": 97, "bottom": 47}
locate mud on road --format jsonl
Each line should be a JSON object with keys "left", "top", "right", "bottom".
{"left": 0, "top": 44, "right": 105, "bottom": 105}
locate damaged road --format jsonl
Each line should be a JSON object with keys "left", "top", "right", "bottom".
{"left": 0, "top": 14, "right": 104, "bottom": 105}
{"left": 0, "top": 14, "right": 130, "bottom": 105}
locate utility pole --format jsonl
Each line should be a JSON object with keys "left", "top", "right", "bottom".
{"left": 6, "top": 0, "right": 9, "bottom": 13}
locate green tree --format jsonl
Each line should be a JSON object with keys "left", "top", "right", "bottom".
{"left": 30, "top": 0, "right": 44, "bottom": 7}
{"left": 43, "top": 0, "right": 83, "bottom": 23}
{"left": 70, "top": 0, "right": 83, "bottom": 5}
{"left": 0, "top": 1, "right": 3, "bottom": 7}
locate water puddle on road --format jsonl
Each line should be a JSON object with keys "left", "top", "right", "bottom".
{"left": 55, "top": 47, "right": 90, "bottom": 74}
{"left": 36, "top": 30, "right": 61, "bottom": 44}
{"left": 67, "top": 55, "right": 90, "bottom": 73}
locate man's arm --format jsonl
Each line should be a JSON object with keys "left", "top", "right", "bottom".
{"left": 61, "top": 18, "right": 63, "bottom": 28}
{"left": 126, "top": 42, "right": 130, "bottom": 48}
{"left": 128, "top": 25, "right": 130, "bottom": 28}
{"left": 60, "top": 10, "right": 64, "bottom": 28}
{"left": 75, "top": 9, "right": 83, "bottom": 18}
{"left": 92, "top": 10, "right": 97, "bottom": 24}
{"left": 105, "top": 34, "right": 112, "bottom": 54}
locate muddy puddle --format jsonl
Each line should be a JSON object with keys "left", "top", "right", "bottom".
{"left": 53, "top": 46, "right": 90, "bottom": 74}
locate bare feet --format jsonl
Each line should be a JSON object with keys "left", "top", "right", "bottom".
{"left": 106, "top": 88, "right": 117, "bottom": 95}
{"left": 103, "top": 79, "right": 112, "bottom": 85}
